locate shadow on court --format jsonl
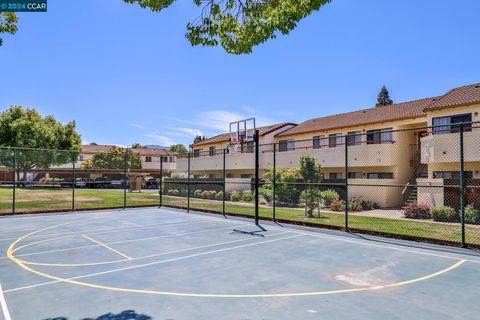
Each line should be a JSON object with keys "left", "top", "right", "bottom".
{"left": 43, "top": 309, "right": 152, "bottom": 320}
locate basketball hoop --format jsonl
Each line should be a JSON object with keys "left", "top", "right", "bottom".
{"left": 227, "top": 143, "right": 239, "bottom": 154}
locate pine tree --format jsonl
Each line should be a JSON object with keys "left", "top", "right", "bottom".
{"left": 193, "top": 135, "right": 207, "bottom": 144}
{"left": 375, "top": 85, "right": 394, "bottom": 107}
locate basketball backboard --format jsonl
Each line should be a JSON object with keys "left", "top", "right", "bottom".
{"left": 229, "top": 118, "right": 256, "bottom": 145}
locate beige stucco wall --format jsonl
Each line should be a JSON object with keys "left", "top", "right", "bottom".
{"left": 416, "top": 178, "right": 445, "bottom": 208}
{"left": 426, "top": 103, "right": 480, "bottom": 126}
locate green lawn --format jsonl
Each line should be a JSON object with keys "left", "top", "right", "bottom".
{"left": 1, "top": 188, "right": 479, "bottom": 245}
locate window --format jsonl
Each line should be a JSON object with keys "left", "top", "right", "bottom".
{"left": 193, "top": 149, "right": 200, "bottom": 158}
{"left": 329, "top": 134, "right": 342, "bottom": 148}
{"left": 241, "top": 174, "right": 253, "bottom": 179}
{"left": 209, "top": 146, "right": 216, "bottom": 156}
{"left": 145, "top": 156, "right": 152, "bottom": 163}
{"left": 433, "top": 171, "right": 473, "bottom": 179}
{"left": 313, "top": 135, "right": 326, "bottom": 149}
{"left": 347, "top": 131, "right": 361, "bottom": 146}
{"left": 366, "top": 128, "right": 393, "bottom": 144}
{"left": 226, "top": 173, "right": 234, "bottom": 178}
{"left": 348, "top": 172, "right": 363, "bottom": 179}
{"left": 329, "top": 172, "right": 343, "bottom": 180}
{"left": 367, "top": 172, "right": 394, "bottom": 179}
{"left": 279, "top": 140, "right": 295, "bottom": 152}
{"left": 79, "top": 155, "right": 85, "bottom": 161}
{"left": 432, "top": 114, "right": 472, "bottom": 134}
{"left": 241, "top": 142, "right": 254, "bottom": 153}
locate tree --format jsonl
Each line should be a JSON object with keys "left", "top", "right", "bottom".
{"left": 169, "top": 144, "right": 188, "bottom": 155}
{"left": 193, "top": 135, "right": 207, "bottom": 144}
{"left": 375, "top": 85, "right": 394, "bottom": 107}
{"left": 0, "top": 13, "right": 18, "bottom": 47}
{"left": 0, "top": 106, "right": 82, "bottom": 181}
{"left": 2, "top": 1, "right": 332, "bottom": 54}
{"left": 131, "top": 143, "right": 144, "bottom": 149}
{"left": 81, "top": 146, "right": 142, "bottom": 169}
{"left": 299, "top": 155, "right": 322, "bottom": 217}
{"left": 299, "top": 155, "right": 322, "bottom": 183}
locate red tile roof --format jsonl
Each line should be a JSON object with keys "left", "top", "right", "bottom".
{"left": 424, "top": 83, "right": 480, "bottom": 111}
{"left": 190, "top": 123, "right": 296, "bottom": 147}
{"left": 81, "top": 145, "right": 179, "bottom": 156}
{"left": 277, "top": 97, "right": 438, "bottom": 137}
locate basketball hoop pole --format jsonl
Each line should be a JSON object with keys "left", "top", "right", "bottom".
{"left": 232, "top": 127, "right": 266, "bottom": 236}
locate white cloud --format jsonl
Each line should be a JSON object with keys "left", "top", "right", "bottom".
{"left": 129, "top": 123, "right": 145, "bottom": 129}
{"left": 167, "top": 128, "right": 203, "bottom": 137}
{"left": 190, "top": 110, "right": 272, "bottom": 132}
{"left": 242, "top": 106, "right": 255, "bottom": 114}
{"left": 144, "top": 133, "right": 175, "bottom": 146}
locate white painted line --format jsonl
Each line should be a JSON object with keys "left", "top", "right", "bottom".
{"left": 0, "top": 284, "right": 12, "bottom": 320}
{"left": 0, "top": 223, "right": 248, "bottom": 260}
{"left": 265, "top": 224, "right": 480, "bottom": 264}
{"left": 0, "top": 218, "right": 209, "bottom": 242}
{"left": 5, "top": 233, "right": 301, "bottom": 293}
{"left": 82, "top": 235, "right": 132, "bottom": 260}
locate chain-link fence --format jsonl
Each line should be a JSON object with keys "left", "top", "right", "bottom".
{"left": 1, "top": 122, "right": 479, "bottom": 247}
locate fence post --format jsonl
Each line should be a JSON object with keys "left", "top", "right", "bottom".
{"left": 72, "top": 151, "right": 76, "bottom": 212}
{"left": 254, "top": 129, "right": 260, "bottom": 225}
{"left": 460, "top": 123, "right": 466, "bottom": 247}
{"left": 159, "top": 155, "right": 163, "bottom": 207}
{"left": 187, "top": 152, "right": 191, "bottom": 212}
{"left": 223, "top": 149, "right": 226, "bottom": 217}
{"left": 123, "top": 151, "right": 127, "bottom": 209}
{"left": 344, "top": 137, "right": 349, "bottom": 232}
{"left": 12, "top": 148, "right": 16, "bottom": 214}
{"left": 273, "top": 143, "right": 276, "bottom": 222}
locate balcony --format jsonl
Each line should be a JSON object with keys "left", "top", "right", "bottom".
{"left": 421, "top": 130, "right": 480, "bottom": 163}
{"left": 176, "top": 152, "right": 255, "bottom": 172}
{"left": 270, "top": 143, "right": 399, "bottom": 169}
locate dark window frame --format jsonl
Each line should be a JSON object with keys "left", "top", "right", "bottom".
{"left": 367, "top": 172, "right": 394, "bottom": 179}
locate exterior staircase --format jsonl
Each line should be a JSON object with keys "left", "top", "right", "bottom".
{"left": 403, "top": 164, "right": 428, "bottom": 206}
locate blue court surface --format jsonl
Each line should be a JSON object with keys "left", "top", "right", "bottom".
{"left": 0, "top": 207, "right": 479, "bottom": 320}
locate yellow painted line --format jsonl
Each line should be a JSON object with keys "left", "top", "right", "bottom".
{"left": 82, "top": 235, "right": 132, "bottom": 260}
{"left": 5, "top": 217, "right": 468, "bottom": 298}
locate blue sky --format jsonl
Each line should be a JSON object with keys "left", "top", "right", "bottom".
{"left": 1, "top": 0, "right": 479, "bottom": 147}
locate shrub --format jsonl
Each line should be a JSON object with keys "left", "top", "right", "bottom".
{"left": 359, "top": 198, "right": 379, "bottom": 211}
{"left": 242, "top": 191, "right": 254, "bottom": 202}
{"left": 402, "top": 203, "right": 431, "bottom": 219}
{"left": 330, "top": 199, "right": 345, "bottom": 212}
{"left": 193, "top": 190, "right": 203, "bottom": 198}
{"left": 167, "top": 189, "right": 179, "bottom": 196}
{"left": 230, "top": 191, "right": 242, "bottom": 202}
{"left": 348, "top": 198, "right": 363, "bottom": 211}
{"left": 259, "top": 187, "right": 273, "bottom": 202}
{"left": 432, "top": 206, "right": 459, "bottom": 222}
{"left": 320, "top": 189, "right": 339, "bottom": 206}
{"left": 464, "top": 205, "right": 480, "bottom": 225}
{"left": 215, "top": 191, "right": 224, "bottom": 201}
{"left": 200, "top": 190, "right": 210, "bottom": 199}
{"left": 224, "top": 192, "right": 231, "bottom": 201}
{"left": 207, "top": 190, "right": 217, "bottom": 199}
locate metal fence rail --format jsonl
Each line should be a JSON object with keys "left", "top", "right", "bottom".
{"left": 1, "top": 122, "right": 480, "bottom": 248}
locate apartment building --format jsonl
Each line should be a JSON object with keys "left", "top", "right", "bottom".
{"left": 76, "top": 145, "right": 178, "bottom": 172}
{"left": 177, "top": 82, "right": 480, "bottom": 208}
{"left": 418, "top": 83, "right": 480, "bottom": 208}
{"left": 47, "top": 145, "right": 179, "bottom": 183}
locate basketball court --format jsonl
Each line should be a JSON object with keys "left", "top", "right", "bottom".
{"left": 0, "top": 207, "right": 479, "bottom": 319}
